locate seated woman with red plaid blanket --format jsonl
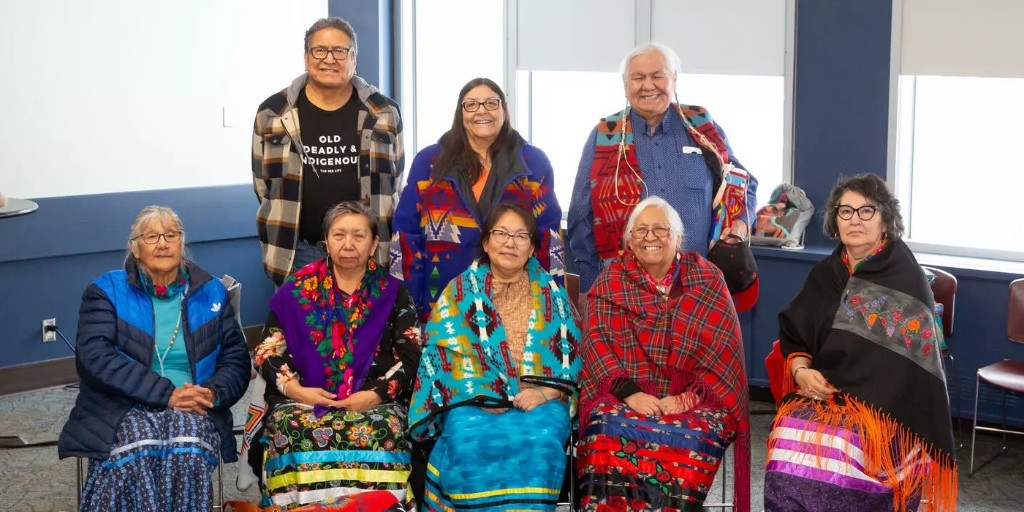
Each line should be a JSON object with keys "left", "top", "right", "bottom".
{"left": 577, "top": 196, "right": 751, "bottom": 512}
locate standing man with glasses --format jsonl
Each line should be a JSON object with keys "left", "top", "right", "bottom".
{"left": 252, "top": 17, "right": 403, "bottom": 286}
{"left": 568, "top": 42, "right": 757, "bottom": 294}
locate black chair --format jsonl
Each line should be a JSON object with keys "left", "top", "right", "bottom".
{"left": 969, "top": 278, "right": 1024, "bottom": 475}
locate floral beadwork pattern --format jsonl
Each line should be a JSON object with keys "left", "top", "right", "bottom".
{"left": 286, "top": 260, "right": 387, "bottom": 398}
{"left": 833, "top": 277, "right": 943, "bottom": 377}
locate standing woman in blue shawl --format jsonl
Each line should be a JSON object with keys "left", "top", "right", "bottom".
{"left": 763, "top": 175, "right": 956, "bottom": 511}
{"left": 247, "top": 202, "right": 422, "bottom": 510}
{"left": 410, "top": 202, "right": 582, "bottom": 511}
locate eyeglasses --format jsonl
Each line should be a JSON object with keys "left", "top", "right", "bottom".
{"left": 461, "top": 98, "right": 502, "bottom": 112}
{"left": 308, "top": 46, "right": 352, "bottom": 61}
{"left": 489, "top": 229, "right": 531, "bottom": 245}
{"left": 630, "top": 226, "right": 671, "bottom": 240}
{"left": 836, "top": 204, "right": 878, "bottom": 221}
{"left": 134, "top": 232, "right": 182, "bottom": 245}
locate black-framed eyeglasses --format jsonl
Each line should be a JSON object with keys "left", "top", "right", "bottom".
{"left": 461, "top": 98, "right": 502, "bottom": 112}
{"left": 489, "top": 229, "right": 531, "bottom": 245}
{"left": 308, "top": 46, "right": 352, "bottom": 61}
{"left": 836, "top": 204, "right": 878, "bottom": 221}
{"left": 134, "top": 232, "right": 182, "bottom": 245}
{"left": 630, "top": 226, "right": 672, "bottom": 240}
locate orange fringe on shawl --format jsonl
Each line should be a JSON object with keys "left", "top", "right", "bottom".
{"left": 769, "top": 355, "right": 958, "bottom": 512}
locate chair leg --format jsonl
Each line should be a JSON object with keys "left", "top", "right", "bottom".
{"left": 970, "top": 373, "right": 980, "bottom": 476}
{"left": 1000, "top": 390, "right": 1009, "bottom": 453}
{"left": 213, "top": 453, "right": 224, "bottom": 511}
{"left": 945, "top": 353, "right": 964, "bottom": 449}
{"left": 76, "top": 457, "right": 85, "bottom": 506}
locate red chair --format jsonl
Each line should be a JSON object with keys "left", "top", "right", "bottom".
{"left": 969, "top": 278, "right": 1024, "bottom": 475}
{"left": 765, "top": 340, "right": 786, "bottom": 405}
{"left": 922, "top": 265, "right": 962, "bottom": 447}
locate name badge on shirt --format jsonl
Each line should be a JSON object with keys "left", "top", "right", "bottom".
{"left": 682, "top": 146, "right": 703, "bottom": 155}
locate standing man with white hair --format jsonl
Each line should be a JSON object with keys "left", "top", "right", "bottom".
{"left": 252, "top": 17, "right": 403, "bottom": 286}
{"left": 568, "top": 42, "right": 757, "bottom": 293}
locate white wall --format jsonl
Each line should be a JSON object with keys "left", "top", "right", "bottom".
{"left": 0, "top": 0, "right": 327, "bottom": 199}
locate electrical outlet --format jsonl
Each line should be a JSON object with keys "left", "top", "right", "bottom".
{"left": 42, "top": 318, "right": 56, "bottom": 343}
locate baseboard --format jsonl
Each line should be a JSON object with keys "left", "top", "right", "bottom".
{"left": 0, "top": 357, "right": 77, "bottom": 396}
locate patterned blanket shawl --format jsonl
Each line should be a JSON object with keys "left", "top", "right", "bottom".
{"left": 775, "top": 238, "right": 957, "bottom": 510}
{"left": 409, "top": 257, "right": 581, "bottom": 441}
{"left": 269, "top": 259, "right": 399, "bottom": 408}
{"left": 588, "top": 104, "right": 736, "bottom": 262}
{"left": 581, "top": 251, "right": 751, "bottom": 511}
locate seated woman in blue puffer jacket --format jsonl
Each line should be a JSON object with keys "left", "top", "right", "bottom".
{"left": 58, "top": 205, "right": 251, "bottom": 512}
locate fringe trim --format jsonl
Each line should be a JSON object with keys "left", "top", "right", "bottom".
{"left": 767, "top": 394, "right": 958, "bottom": 512}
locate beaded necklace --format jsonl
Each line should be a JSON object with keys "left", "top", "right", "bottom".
{"left": 154, "top": 296, "right": 184, "bottom": 377}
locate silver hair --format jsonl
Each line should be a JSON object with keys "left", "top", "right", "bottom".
{"left": 304, "top": 17, "right": 358, "bottom": 58}
{"left": 622, "top": 196, "right": 685, "bottom": 250}
{"left": 126, "top": 205, "right": 189, "bottom": 261}
{"left": 322, "top": 201, "right": 379, "bottom": 240}
{"left": 619, "top": 42, "right": 683, "bottom": 82}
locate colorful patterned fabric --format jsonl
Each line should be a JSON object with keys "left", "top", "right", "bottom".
{"left": 263, "top": 402, "right": 412, "bottom": 510}
{"left": 409, "top": 257, "right": 581, "bottom": 442}
{"left": 586, "top": 104, "right": 739, "bottom": 264}
{"left": 270, "top": 259, "right": 397, "bottom": 411}
{"left": 767, "top": 239, "right": 957, "bottom": 511}
{"left": 80, "top": 406, "right": 220, "bottom": 512}
{"left": 577, "top": 400, "right": 736, "bottom": 511}
{"left": 765, "top": 399, "right": 925, "bottom": 512}
{"left": 580, "top": 251, "right": 751, "bottom": 511}
{"left": 423, "top": 400, "right": 570, "bottom": 511}
{"left": 238, "top": 258, "right": 422, "bottom": 508}
{"left": 389, "top": 141, "right": 565, "bottom": 322}
{"left": 252, "top": 74, "right": 403, "bottom": 285}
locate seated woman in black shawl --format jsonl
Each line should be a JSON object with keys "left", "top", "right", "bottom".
{"left": 763, "top": 174, "right": 956, "bottom": 512}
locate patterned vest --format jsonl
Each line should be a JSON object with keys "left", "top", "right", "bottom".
{"left": 587, "top": 104, "right": 739, "bottom": 261}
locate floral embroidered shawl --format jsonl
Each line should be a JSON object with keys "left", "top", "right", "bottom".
{"left": 581, "top": 251, "right": 751, "bottom": 511}
{"left": 409, "top": 257, "right": 582, "bottom": 441}
{"left": 268, "top": 259, "right": 399, "bottom": 410}
{"left": 776, "top": 238, "right": 957, "bottom": 510}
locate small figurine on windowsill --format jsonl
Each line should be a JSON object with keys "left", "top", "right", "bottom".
{"left": 0, "top": 192, "right": 7, "bottom": 208}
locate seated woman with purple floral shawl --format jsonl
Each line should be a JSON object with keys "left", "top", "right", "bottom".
{"left": 244, "top": 202, "right": 422, "bottom": 511}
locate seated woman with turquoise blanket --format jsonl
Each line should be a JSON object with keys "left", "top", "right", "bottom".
{"left": 245, "top": 202, "right": 422, "bottom": 511}
{"left": 409, "top": 202, "right": 582, "bottom": 511}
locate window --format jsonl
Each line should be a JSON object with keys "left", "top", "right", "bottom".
{"left": 891, "top": 0, "right": 1024, "bottom": 260}
{"left": 894, "top": 76, "right": 1024, "bottom": 256}
{"left": 400, "top": 0, "right": 793, "bottom": 216}
{"left": 399, "top": 0, "right": 504, "bottom": 161}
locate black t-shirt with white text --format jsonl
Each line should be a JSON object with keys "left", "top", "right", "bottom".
{"left": 297, "top": 87, "right": 361, "bottom": 243}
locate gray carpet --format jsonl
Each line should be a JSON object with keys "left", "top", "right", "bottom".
{"left": 0, "top": 385, "right": 1021, "bottom": 511}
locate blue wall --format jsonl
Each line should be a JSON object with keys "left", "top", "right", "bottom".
{"left": 0, "top": 185, "right": 275, "bottom": 368}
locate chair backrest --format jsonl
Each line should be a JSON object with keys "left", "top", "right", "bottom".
{"left": 765, "top": 340, "right": 786, "bottom": 405}
{"left": 923, "top": 266, "right": 956, "bottom": 338}
{"left": 243, "top": 324, "right": 266, "bottom": 352}
{"left": 566, "top": 273, "right": 580, "bottom": 312}
{"left": 1010, "top": 278, "right": 1024, "bottom": 344}
{"left": 565, "top": 272, "right": 588, "bottom": 330}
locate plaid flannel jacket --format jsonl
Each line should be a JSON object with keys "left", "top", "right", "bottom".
{"left": 252, "top": 74, "right": 404, "bottom": 285}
